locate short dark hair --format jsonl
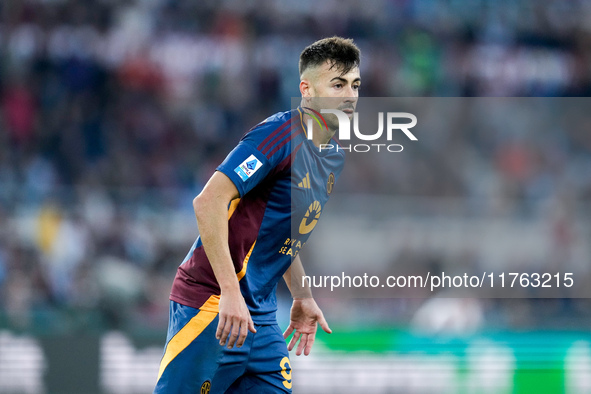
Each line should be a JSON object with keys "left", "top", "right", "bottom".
{"left": 299, "top": 37, "right": 360, "bottom": 76}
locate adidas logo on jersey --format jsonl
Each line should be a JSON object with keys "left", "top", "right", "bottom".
{"left": 298, "top": 173, "right": 311, "bottom": 189}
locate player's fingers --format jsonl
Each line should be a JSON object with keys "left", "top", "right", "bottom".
{"left": 226, "top": 317, "right": 242, "bottom": 348}
{"left": 287, "top": 331, "right": 300, "bottom": 351}
{"left": 295, "top": 333, "right": 308, "bottom": 356}
{"left": 219, "top": 318, "right": 233, "bottom": 346}
{"left": 317, "top": 313, "right": 332, "bottom": 334}
{"left": 236, "top": 327, "right": 247, "bottom": 348}
{"left": 216, "top": 315, "right": 227, "bottom": 342}
{"left": 248, "top": 315, "right": 257, "bottom": 334}
{"left": 236, "top": 314, "right": 255, "bottom": 348}
{"left": 235, "top": 321, "right": 249, "bottom": 348}
{"left": 304, "top": 332, "right": 315, "bottom": 356}
{"left": 283, "top": 325, "right": 294, "bottom": 340}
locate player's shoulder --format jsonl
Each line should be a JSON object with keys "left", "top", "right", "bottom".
{"left": 240, "top": 109, "right": 296, "bottom": 143}
{"left": 239, "top": 109, "right": 305, "bottom": 161}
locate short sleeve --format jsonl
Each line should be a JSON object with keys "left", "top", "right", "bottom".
{"left": 216, "top": 116, "right": 294, "bottom": 197}
{"left": 216, "top": 141, "right": 272, "bottom": 197}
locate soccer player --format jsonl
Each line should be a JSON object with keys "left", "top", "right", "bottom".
{"left": 155, "top": 37, "right": 361, "bottom": 393}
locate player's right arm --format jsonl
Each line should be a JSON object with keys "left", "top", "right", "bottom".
{"left": 193, "top": 171, "right": 256, "bottom": 349}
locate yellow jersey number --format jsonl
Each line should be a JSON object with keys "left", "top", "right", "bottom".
{"left": 280, "top": 356, "right": 292, "bottom": 389}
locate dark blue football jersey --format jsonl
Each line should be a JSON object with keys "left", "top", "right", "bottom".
{"left": 170, "top": 108, "right": 345, "bottom": 323}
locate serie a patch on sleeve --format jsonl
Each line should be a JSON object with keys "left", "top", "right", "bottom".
{"left": 234, "top": 154, "right": 263, "bottom": 181}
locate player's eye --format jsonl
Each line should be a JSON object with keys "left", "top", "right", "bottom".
{"left": 334, "top": 83, "right": 342, "bottom": 88}
{"left": 353, "top": 84, "right": 360, "bottom": 90}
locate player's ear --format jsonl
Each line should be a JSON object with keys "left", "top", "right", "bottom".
{"left": 300, "top": 79, "right": 312, "bottom": 98}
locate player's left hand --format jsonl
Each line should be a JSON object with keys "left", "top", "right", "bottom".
{"left": 283, "top": 298, "right": 332, "bottom": 356}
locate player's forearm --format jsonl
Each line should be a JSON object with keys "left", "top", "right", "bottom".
{"left": 193, "top": 195, "right": 240, "bottom": 294}
{"left": 283, "top": 255, "right": 313, "bottom": 299}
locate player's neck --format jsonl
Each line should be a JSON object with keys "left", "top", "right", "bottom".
{"left": 302, "top": 112, "right": 335, "bottom": 147}
{"left": 311, "top": 126, "right": 335, "bottom": 147}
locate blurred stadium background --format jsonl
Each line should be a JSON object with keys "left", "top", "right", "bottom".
{"left": 1, "top": 0, "right": 591, "bottom": 393}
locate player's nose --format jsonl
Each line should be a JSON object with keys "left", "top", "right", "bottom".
{"left": 343, "top": 85, "right": 357, "bottom": 97}
{"left": 342, "top": 95, "right": 357, "bottom": 107}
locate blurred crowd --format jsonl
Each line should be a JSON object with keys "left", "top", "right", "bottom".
{"left": 1, "top": 0, "right": 591, "bottom": 333}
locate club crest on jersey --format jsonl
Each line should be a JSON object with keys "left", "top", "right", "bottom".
{"left": 327, "top": 172, "right": 335, "bottom": 194}
{"left": 200, "top": 380, "right": 211, "bottom": 393}
{"left": 235, "top": 154, "right": 263, "bottom": 181}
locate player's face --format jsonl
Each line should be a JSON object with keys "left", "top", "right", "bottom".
{"left": 301, "top": 61, "right": 361, "bottom": 130}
